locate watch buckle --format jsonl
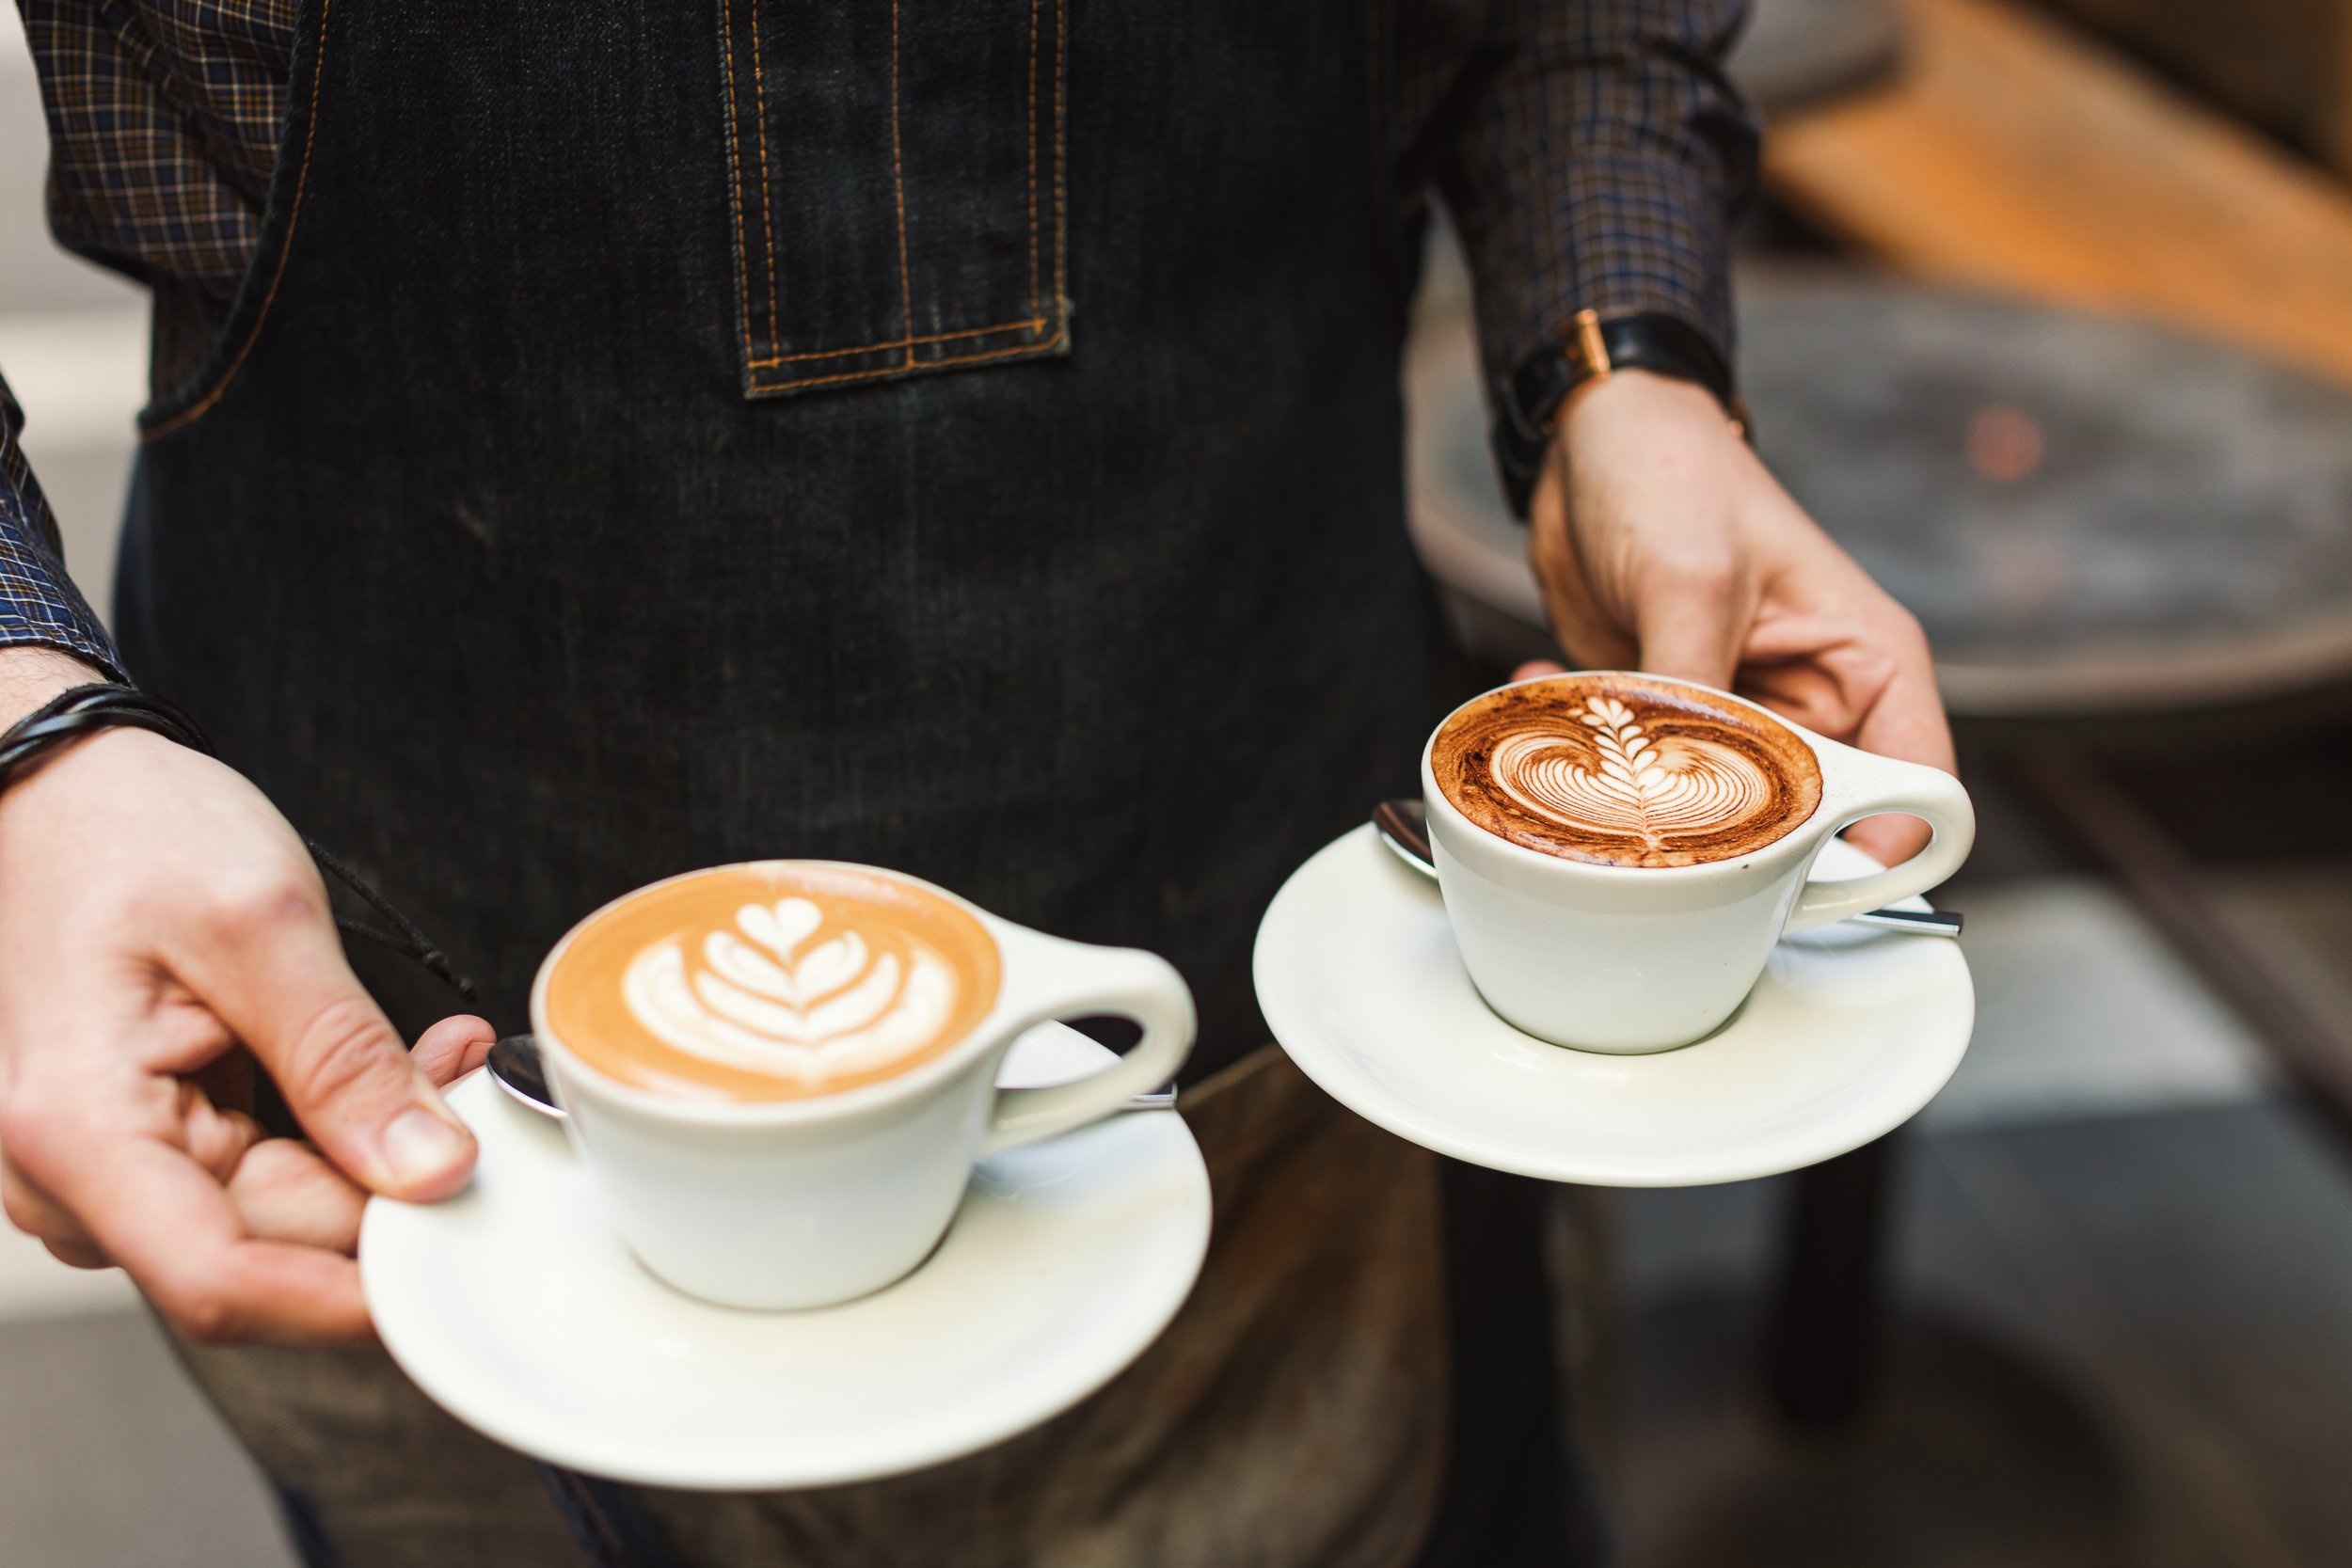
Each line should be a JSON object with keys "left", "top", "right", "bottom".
{"left": 1565, "top": 309, "right": 1613, "bottom": 383}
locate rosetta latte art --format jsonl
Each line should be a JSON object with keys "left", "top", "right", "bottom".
{"left": 1432, "top": 673, "right": 1823, "bottom": 866}
{"left": 623, "top": 896, "right": 959, "bottom": 1085}
{"left": 1492, "top": 696, "right": 1777, "bottom": 855}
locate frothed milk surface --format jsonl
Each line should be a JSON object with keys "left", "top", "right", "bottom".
{"left": 542, "top": 863, "right": 1002, "bottom": 1101}
{"left": 1432, "top": 674, "right": 1823, "bottom": 867}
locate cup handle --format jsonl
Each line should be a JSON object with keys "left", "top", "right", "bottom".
{"left": 980, "top": 932, "right": 1197, "bottom": 1156}
{"left": 1783, "top": 746, "right": 1977, "bottom": 933}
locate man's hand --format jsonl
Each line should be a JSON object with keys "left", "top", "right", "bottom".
{"left": 1523, "top": 370, "right": 1956, "bottom": 864}
{"left": 0, "top": 648, "right": 489, "bottom": 1344}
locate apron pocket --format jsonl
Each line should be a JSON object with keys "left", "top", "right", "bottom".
{"left": 716, "top": 0, "right": 1071, "bottom": 398}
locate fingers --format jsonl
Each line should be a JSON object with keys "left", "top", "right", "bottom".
{"left": 1525, "top": 465, "right": 1638, "bottom": 671}
{"left": 1510, "top": 660, "right": 1566, "bottom": 684}
{"left": 44, "top": 1237, "right": 111, "bottom": 1270}
{"left": 4, "top": 1077, "right": 372, "bottom": 1337}
{"left": 12, "top": 1121, "right": 366, "bottom": 1262}
{"left": 174, "top": 1083, "right": 266, "bottom": 1180}
{"left": 4, "top": 1080, "right": 261, "bottom": 1266}
{"left": 225, "top": 1139, "right": 367, "bottom": 1256}
{"left": 1532, "top": 452, "right": 1746, "bottom": 686}
{"left": 1843, "top": 812, "right": 1933, "bottom": 867}
{"left": 1838, "top": 643, "right": 1952, "bottom": 869}
{"left": 8, "top": 1128, "right": 361, "bottom": 1263}
{"left": 177, "top": 875, "right": 475, "bottom": 1202}
{"left": 1846, "top": 652, "right": 1959, "bottom": 777}
{"left": 1632, "top": 569, "right": 1746, "bottom": 691}
{"left": 21, "top": 1123, "right": 370, "bottom": 1343}
{"left": 3, "top": 1156, "right": 106, "bottom": 1264}
{"left": 411, "top": 1015, "right": 498, "bottom": 1088}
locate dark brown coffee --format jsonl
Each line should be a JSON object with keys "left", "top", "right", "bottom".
{"left": 1430, "top": 673, "right": 1823, "bottom": 867}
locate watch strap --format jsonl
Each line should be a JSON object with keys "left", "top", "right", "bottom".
{"left": 1491, "top": 309, "right": 1748, "bottom": 515}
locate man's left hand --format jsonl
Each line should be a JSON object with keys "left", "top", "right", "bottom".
{"left": 1521, "top": 369, "right": 1956, "bottom": 865}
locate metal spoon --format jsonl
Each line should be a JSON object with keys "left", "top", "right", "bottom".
{"left": 485, "top": 1034, "right": 1182, "bottom": 1118}
{"left": 1372, "top": 798, "right": 1963, "bottom": 937}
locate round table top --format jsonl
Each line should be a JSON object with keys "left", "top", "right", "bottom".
{"left": 1404, "top": 276, "right": 2352, "bottom": 718}
{"left": 1730, "top": 0, "right": 1903, "bottom": 114}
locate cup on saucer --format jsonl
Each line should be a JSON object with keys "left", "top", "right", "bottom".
{"left": 530, "top": 860, "right": 1195, "bottom": 1308}
{"left": 1422, "top": 672, "right": 1973, "bottom": 1053}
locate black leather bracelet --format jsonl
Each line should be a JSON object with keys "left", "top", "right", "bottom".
{"left": 1492, "top": 309, "right": 1750, "bottom": 515}
{"left": 0, "top": 683, "right": 214, "bottom": 793}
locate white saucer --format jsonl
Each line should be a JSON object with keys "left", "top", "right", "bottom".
{"left": 1254, "top": 826, "right": 1974, "bottom": 1187}
{"left": 360, "top": 1025, "right": 1211, "bottom": 1490}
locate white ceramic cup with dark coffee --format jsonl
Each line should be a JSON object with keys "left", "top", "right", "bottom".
{"left": 1421, "top": 672, "right": 1974, "bottom": 1053}
{"left": 530, "top": 862, "right": 1195, "bottom": 1308}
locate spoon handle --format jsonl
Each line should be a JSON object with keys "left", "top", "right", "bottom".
{"left": 1847, "top": 907, "right": 1964, "bottom": 936}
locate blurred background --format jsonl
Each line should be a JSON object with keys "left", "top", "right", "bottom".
{"left": 5, "top": 0, "right": 2352, "bottom": 1563}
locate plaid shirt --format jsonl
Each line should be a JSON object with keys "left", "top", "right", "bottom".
{"left": 0, "top": 0, "right": 1755, "bottom": 674}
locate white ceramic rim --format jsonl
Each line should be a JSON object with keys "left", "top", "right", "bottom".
{"left": 1420, "top": 670, "right": 1843, "bottom": 882}
{"left": 529, "top": 860, "right": 1031, "bottom": 1129}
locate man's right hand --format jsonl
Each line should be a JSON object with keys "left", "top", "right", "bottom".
{"left": 0, "top": 648, "right": 482, "bottom": 1343}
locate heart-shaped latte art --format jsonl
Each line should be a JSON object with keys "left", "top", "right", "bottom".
{"left": 623, "top": 895, "right": 960, "bottom": 1083}
{"left": 1489, "top": 696, "right": 1780, "bottom": 853}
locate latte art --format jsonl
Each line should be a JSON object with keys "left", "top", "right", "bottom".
{"left": 623, "top": 897, "right": 960, "bottom": 1084}
{"left": 1492, "top": 696, "right": 1781, "bottom": 854}
{"left": 541, "top": 863, "right": 1002, "bottom": 1102}
{"left": 1432, "top": 674, "right": 1823, "bottom": 867}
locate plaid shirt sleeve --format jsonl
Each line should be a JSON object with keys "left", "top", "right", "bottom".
{"left": 0, "top": 377, "right": 126, "bottom": 678}
{"left": 1415, "top": 0, "right": 1760, "bottom": 396}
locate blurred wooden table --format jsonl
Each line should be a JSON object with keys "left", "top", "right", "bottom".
{"left": 1767, "top": 0, "right": 2352, "bottom": 387}
{"left": 1729, "top": 0, "right": 1902, "bottom": 112}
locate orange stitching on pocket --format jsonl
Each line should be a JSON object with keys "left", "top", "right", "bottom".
{"left": 717, "top": 0, "right": 755, "bottom": 371}
{"left": 887, "top": 0, "right": 914, "bottom": 372}
{"left": 746, "top": 0, "right": 782, "bottom": 356}
{"left": 145, "top": 0, "right": 336, "bottom": 438}
{"left": 746, "top": 317, "right": 1049, "bottom": 369}
{"left": 1052, "top": 0, "right": 1067, "bottom": 327}
{"left": 757, "top": 335, "right": 1067, "bottom": 394}
{"left": 1368, "top": 0, "right": 1383, "bottom": 251}
{"left": 1026, "top": 0, "right": 1040, "bottom": 321}
{"left": 732, "top": 0, "right": 1069, "bottom": 392}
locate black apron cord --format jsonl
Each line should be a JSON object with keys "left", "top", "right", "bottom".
{"left": 306, "top": 836, "right": 482, "bottom": 1006}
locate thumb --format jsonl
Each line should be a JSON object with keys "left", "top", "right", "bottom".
{"left": 185, "top": 882, "right": 476, "bottom": 1202}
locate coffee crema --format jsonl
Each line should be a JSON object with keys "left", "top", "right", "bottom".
{"left": 541, "top": 863, "right": 1002, "bottom": 1102}
{"left": 1431, "top": 674, "right": 1823, "bottom": 867}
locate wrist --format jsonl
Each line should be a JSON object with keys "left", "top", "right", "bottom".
{"left": 0, "top": 680, "right": 211, "bottom": 806}
{"left": 1492, "top": 310, "right": 1745, "bottom": 516}
{"left": 1549, "top": 368, "right": 1756, "bottom": 490}
{"left": 1556, "top": 365, "right": 1729, "bottom": 436}
{"left": 0, "top": 648, "right": 113, "bottom": 727}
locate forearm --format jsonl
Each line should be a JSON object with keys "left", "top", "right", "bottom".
{"left": 0, "top": 374, "right": 129, "bottom": 686}
{"left": 1435, "top": 0, "right": 1758, "bottom": 390}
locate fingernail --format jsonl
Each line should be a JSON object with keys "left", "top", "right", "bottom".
{"left": 381, "top": 1105, "right": 469, "bottom": 1188}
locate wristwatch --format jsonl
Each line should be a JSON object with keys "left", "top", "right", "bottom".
{"left": 1491, "top": 309, "right": 1750, "bottom": 515}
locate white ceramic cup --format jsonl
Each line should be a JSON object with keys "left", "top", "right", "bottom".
{"left": 1422, "top": 673, "right": 1974, "bottom": 1053}
{"left": 531, "top": 863, "right": 1196, "bottom": 1309}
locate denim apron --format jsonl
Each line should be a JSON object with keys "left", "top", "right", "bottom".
{"left": 115, "top": 2, "right": 1574, "bottom": 1563}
